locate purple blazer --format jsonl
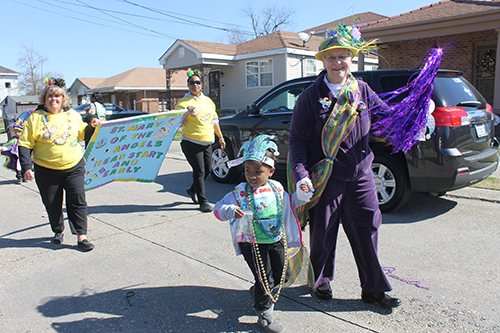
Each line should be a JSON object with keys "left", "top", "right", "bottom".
{"left": 289, "top": 70, "right": 384, "bottom": 183}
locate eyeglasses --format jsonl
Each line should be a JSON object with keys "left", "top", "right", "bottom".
{"left": 189, "top": 80, "right": 202, "bottom": 85}
{"left": 325, "top": 55, "right": 350, "bottom": 62}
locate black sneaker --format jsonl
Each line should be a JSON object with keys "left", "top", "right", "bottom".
{"left": 77, "top": 239, "right": 95, "bottom": 252}
{"left": 52, "top": 233, "right": 64, "bottom": 244}
{"left": 199, "top": 202, "right": 213, "bottom": 213}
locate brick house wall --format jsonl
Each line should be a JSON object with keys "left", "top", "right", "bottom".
{"left": 377, "top": 29, "right": 497, "bottom": 104}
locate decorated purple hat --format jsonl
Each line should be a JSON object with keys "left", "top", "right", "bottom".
{"left": 315, "top": 23, "right": 378, "bottom": 60}
{"left": 12, "top": 118, "right": 24, "bottom": 131}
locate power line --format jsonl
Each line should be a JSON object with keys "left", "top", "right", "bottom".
{"left": 75, "top": 0, "right": 178, "bottom": 39}
{"left": 10, "top": 0, "right": 171, "bottom": 39}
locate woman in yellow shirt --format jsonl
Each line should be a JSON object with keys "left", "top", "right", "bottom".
{"left": 19, "top": 78, "right": 99, "bottom": 251}
{"left": 176, "top": 68, "right": 225, "bottom": 212}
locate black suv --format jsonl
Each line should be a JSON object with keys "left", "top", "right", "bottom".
{"left": 211, "top": 69, "right": 499, "bottom": 212}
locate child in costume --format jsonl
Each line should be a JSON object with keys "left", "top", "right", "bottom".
{"left": 1, "top": 118, "right": 25, "bottom": 183}
{"left": 213, "top": 135, "right": 313, "bottom": 333}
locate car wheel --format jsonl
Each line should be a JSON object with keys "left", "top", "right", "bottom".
{"left": 372, "top": 153, "right": 411, "bottom": 212}
{"left": 211, "top": 141, "right": 239, "bottom": 183}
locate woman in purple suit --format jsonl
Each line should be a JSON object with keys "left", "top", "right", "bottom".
{"left": 288, "top": 24, "right": 401, "bottom": 308}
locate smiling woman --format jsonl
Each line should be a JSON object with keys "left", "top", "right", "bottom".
{"left": 175, "top": 68, "right": 226, "bottom": 213}
{"left": 17, "top": 77, "right": 100, "bottom": 252}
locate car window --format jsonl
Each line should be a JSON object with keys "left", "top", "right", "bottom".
{"left": 433, "top": 76, "right": 485, "bottom": 107}
{"left": 259, "top": 83, "right": 310, "bottom": 114}
{"left": 378, "top": 74, "right": 413, "bottom": 103}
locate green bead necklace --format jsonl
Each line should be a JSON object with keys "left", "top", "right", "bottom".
{"left": 245, "top": 181, "right": 288, "bottom": 303}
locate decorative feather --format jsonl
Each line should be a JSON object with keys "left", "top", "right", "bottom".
{"left": 371, "top": 48, "right": 443, "bottom": 153}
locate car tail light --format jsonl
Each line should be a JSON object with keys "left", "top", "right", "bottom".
{"left": 433, "top": 106, "right": 470, "bottom": 127}
{"left": 486, "top": 103, "right": 493, "bottom": 114}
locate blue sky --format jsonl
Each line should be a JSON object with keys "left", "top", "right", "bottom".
{"left": 3, "top": 0, "right": 436, "bottom": 88}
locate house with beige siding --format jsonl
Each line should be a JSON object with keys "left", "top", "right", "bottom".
{"left": 159, "top": 13, "right": 382, "bottom": 113}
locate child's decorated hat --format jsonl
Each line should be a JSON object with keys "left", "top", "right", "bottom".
{"left": 227, "top": 135, "right": 279, "bottom": 168}
{"left": 13, "top": 118, "right": 24, "bottom": 131}
{"left": 315, "top": 23, "right": 378, "bottom": 60}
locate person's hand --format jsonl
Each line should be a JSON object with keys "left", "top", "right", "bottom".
{"left": 299, "top": 183, "right": 309, "bottom": 193}
{"left": 219, "top": 138, "right": 226, "bottom": 150}
{"left": 187, "top": 106, "right": 201, "bottom": 116}
{"left": 296, "top": 177, "right": 314, "bottom": 202}
{"left": 90, "top": 117, "right": 102, "bottom": 128}
{"left": 234, "top": 207, "right": 245, "bottom": 219}
{"left": 24, "top": 169, "right": 34, "bottom": 181}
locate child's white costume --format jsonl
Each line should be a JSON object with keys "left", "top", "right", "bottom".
{"left": 213, "top": 179, "right": 306, "bottom": 255}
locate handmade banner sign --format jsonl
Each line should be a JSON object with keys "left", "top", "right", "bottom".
{"left": 83, "top": 110, "right": 187, "bottom": 191}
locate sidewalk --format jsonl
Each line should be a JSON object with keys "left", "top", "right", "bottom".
{"left": 1, "top": 132, "right": 499, "bottom": 332}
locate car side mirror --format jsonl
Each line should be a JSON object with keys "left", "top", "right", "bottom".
{"left": 246, "top": 104, "right": 259, "bottom": 115}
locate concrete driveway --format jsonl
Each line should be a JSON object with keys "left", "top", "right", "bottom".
{"left": 0, "top": 133, "right": 499, "bottom": 332}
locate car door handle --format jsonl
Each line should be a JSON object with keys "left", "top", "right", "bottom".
{"left": 281, "top": 117, "right": 291, "bottom": 124}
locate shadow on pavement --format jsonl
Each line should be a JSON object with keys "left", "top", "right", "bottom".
{"left": 382, "top": 192, "right": 458, "bottom": 224}
{"left": 37, "top": 285, "right": 261, "bottom": 332}
{"left": 0, "top": 236, "right": 75, "bottom": 251}
{"left": 87, "top": 201, "right": 193, "bottom": 215}
{"left": 37, "top": 285, "right": 394, "bottom": 333}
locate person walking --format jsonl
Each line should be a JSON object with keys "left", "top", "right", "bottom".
{"left": 213, "top": 135, "right": 310, "bottom": 332}
{"left": 288, "top": 24, "right": 401, "bottom": 307}
{"left": 18, "top": 77, "right": 100, "bottom": 251}
{"left": 175, "top": 68, "right": 225, "bottom": 212}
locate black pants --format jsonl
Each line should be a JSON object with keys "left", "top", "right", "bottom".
{"left": 181, "top": 140, "right": 212, "bottom": 205}
{"left": 13, "top": 156, "right": 22, "bottom": 180}
{"left": 34, "top": 159, "right": 88, "bottom": 235}
{"left": 240, "top": 240, "right": 285, "bottom": 310}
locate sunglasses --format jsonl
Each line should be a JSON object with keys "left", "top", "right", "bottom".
{"left": 189, "top": 80, "right": 202, "bottom": 85}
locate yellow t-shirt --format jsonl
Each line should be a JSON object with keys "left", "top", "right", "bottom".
{"left": 175, "top": 95, "right": 218, "bottom": 143}
{"left": 19, "top": 109, "right": 87, "bottom": 170}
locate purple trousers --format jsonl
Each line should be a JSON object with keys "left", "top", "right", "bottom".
{"left": 308, "top": 170, "right": 392, "bottom": 293}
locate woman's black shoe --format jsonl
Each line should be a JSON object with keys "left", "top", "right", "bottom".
{"left": 361, "top": 292, "right": 401, "bottom": 308}
{"left": 77, "top": 239, "right": 95, "bottom": 252}
{"left": 313, "top": 284, "right": 332, "bottom": 300}
{"left": 52, "top": 233, "right": 64, "bottom": 244}
{"left": 186, "top": 188, "right": 198, "bottom": 204}
{"left": 199, "top": 202, "right": 213, "bottom": 212}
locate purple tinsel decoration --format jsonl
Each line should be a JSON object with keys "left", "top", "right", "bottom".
{"left": 371, "top": 48, "right": 443, "bottom": 153}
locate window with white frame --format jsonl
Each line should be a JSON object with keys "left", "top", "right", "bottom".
{"left": 304, "top": 59, "right": 317, "bottom": 76}
{"left": 246, "top": 59, "right": 273, "bottom": 88}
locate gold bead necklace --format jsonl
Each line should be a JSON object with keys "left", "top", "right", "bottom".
{"left": 245, "top": 182, "right": 289, "bottom": 303}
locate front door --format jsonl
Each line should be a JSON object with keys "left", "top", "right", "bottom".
{"left": 474, "top": 44, "right": 496, "bottom": 105}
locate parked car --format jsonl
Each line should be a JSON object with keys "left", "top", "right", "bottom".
{"left": 211, "top": 69, "right": 499, "bottom": 212}
{"left": 73, "top": 103, "right": 148, "bottom": 121}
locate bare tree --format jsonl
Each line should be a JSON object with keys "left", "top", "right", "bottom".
{"left": 16, "top": 44, "right": 48, "bottom": 95}
{"left": 243, "top": 2, "right": 297, "bottom": 38}
{"left": 227, "top": 28, "right": 249, "bottom": 45}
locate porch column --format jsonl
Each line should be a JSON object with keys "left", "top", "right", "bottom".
{"left": 166, "top": 69, "right": 172, "bottom": 110}
{"left": 201, "top": 65, "right": 211, "bottom": 96}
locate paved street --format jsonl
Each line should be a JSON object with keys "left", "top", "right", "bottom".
{"left": 1, "top": 132, "right": 499, "bottom": 333}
